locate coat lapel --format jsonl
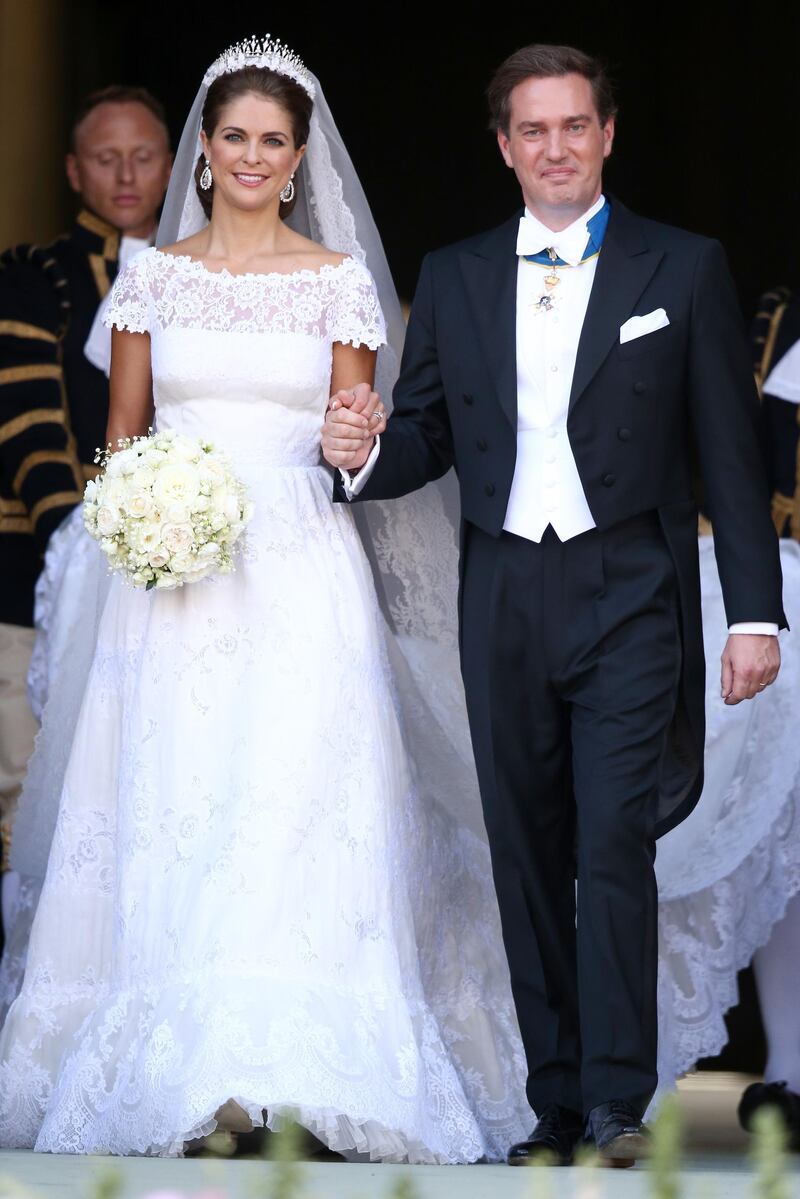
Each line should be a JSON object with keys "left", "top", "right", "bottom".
{"left": 569, "top": 201, "right": 664, "bottom": 412}
{"left": 459, "top": 215, "right": 520, "bottom": 429}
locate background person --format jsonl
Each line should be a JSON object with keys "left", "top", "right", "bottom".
{"left": 0, "top": 85, "right": 171, "bottom": 945}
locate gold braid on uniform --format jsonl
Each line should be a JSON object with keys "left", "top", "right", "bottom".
{"left": 751, "top": 285, "right": 799, "bottom": 539}
{"left": 0, "top": 244, "right": 83, "bottom": 545}
{"left": 753, "top": 285, "right": 792, "bottom": 394}
{"left": 0, "top": 819, "right": 11, "bottom": 873}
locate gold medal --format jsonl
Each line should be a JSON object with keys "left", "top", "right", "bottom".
{"left": 543, "top": 248, "right": 561, "bottom": 291}
{"left": 534, "top": 248, "right": 561, "bottom": 313}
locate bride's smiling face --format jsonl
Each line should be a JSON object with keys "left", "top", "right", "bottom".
{"left": 201, "top": 93, "right": 305, "bottom": 214}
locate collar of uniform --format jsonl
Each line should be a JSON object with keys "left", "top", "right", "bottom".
{"left": 519, "top": 193, "right": 607, "bottom": 266}
{"left": 75, "top": 209, "right": 121, "bottom": 261}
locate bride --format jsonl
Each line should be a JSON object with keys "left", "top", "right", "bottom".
{"left": 0, "top": 37, "right": 531, "bottom": 1159}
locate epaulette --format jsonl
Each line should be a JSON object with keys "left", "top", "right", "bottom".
{"left": 0, "top": 242, "right": 72, "bottom": 340}
{"left": 752, "top": 285, "right": 793, "bottom": 397}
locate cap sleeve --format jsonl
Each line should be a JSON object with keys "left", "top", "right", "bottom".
{"left": 327, "top": 258, "right": 386, "bottom": 350}
{"left": 103, "top": 248, "right": 153, "bottom": 334}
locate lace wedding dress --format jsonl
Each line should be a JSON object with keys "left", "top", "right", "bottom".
{"left": 0, "top": 248, "right": 532, "bottom": 1159}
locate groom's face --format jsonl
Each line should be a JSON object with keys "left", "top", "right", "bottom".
{"left": 497, "top": 73, "right": 614, "bottom": 225}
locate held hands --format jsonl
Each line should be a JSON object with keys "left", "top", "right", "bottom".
{"left": 720, "top": 634, "right": 781, "bottom": 704}
{"left": 322, "top": 382, "right": 386, "bottom": 472}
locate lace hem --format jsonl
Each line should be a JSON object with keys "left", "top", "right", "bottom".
{"left": 2, "top": 974, "right": 528, "bottom": 1161}
{"left": 104, "top": 312, "right": 149, "bottom": 335}
{"left": 656, "top": 773, "right": 800, "bottom": 1090}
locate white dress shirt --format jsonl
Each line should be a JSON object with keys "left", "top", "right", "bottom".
{"left": 503, "top": 194, "right": 605, "bottom": 542}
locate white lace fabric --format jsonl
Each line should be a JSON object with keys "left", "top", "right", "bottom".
{"left": 654, "top": 538, "right": 800, "bottom": 1097}
{"left": 0, "top": 254, "right": 532, "bottom": 1160}
{"left": 104, "top": 249, "right": 385, "bottom": 347}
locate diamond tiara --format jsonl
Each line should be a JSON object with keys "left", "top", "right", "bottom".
{"left": 203, "top": 35, "right": 315, "bottom": 98}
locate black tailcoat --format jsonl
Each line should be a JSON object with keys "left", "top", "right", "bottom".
{"left": 338, "top": 199, "right": 785, "bottom": 839}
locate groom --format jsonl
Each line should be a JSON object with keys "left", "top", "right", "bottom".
{"left": 322, "top": 44, "right": 784, "bottom": 1165}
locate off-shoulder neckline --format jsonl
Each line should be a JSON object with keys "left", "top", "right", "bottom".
{"left": 148, "top": 247, "right": 357, "bottom": 283}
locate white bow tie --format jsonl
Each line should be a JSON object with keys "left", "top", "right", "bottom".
{"left": 515, "top": 217, "right": 587, "bottom": 266}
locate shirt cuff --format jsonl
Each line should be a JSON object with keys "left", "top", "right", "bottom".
{"left": 728, "top": 622, "right": 779, "bottom": 636}
{"left": 338, "top": 437, "right": 380, "bottom": 500}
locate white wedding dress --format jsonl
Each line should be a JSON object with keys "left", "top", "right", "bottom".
{"left": 0, "top": 248, "right": 532, "bottom": 1159}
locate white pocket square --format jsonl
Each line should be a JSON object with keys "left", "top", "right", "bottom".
{"left": 619, "top": 308, "right": 670, "bottom": 344}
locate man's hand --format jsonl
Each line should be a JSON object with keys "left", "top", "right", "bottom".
{"left": 321, "top": 382, "right": 386, "bottom": 472}
{"left": 720, "top": 634, "right": 781, "bottom": 704}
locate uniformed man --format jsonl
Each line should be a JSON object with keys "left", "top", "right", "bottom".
{"left": 751, "top": 285, "right": 800, "bottom": 539}
{"left": 735, "top": 282, "right": 800, "bottom": 1147}
{"left": 0, "top": 86, "right": 171, "bottom": 909}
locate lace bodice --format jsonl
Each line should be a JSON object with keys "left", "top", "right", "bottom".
{"left": 104, "top": 249, "right": 386, "bottom": 468}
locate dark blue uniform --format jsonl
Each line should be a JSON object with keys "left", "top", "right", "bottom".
{"left": 752, "top": 286, "right": 800, "bottom": 540}
{"left": 0, "top": 210, "right": 120, "bottom": 626}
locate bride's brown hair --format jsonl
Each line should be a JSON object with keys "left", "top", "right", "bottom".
{"left": 194, "top": 66, "right": 313, "bottom": 219}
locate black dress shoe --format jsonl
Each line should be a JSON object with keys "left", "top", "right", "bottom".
{"left": 739, "top": 1081, "right": 800, "bottom": 1151}
{"left": 507, "top": 1103, "right": 585, "bottom": 1166}
{"left": 585, "top": 1101, "right": 650, "bottom": 1167}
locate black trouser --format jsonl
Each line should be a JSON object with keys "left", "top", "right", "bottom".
{"left": 460, "top": 513, "right": 680, "bottom": 1119}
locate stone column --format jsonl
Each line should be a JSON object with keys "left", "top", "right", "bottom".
{"left": 0, "top": 0, "right": 68, "bottom": 249}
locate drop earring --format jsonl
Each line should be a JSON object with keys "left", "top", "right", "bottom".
{"left": 280, "top": 176, "right": 295, "bottom": 203}
{"left": 200, "top": 158, "right": 213, "bottom": 190}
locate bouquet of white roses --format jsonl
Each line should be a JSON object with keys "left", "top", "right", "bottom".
{"left": 83, "top": 429, "right": 254, "bottom": 590}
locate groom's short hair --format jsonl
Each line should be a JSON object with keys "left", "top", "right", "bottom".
{"left": 487, "top": 44, "right": 617, "bottom": 135}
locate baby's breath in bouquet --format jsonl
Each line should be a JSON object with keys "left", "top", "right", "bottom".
{"left": 84, "top": 428, "right": 253, "bottom": 590}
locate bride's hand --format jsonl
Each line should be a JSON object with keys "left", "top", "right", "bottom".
{"left": 322, "top": 384, "right": 386, "bottom": 472}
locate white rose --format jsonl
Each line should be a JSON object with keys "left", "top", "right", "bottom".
{"left": 145, "top": 447, "right": 169, "bottom": 467}
{"left": 170, "top": 438, "right": 200, "bottom": 464}
{"left": 165, "top": 502, "right": 190, "bottom": 524}
{"left": 84, "top": 479, "right": 98, "bottom": 503}
{"left": 169, "top": 551, "right": 192, "bottom": 569}
{"left": 210, "top": 487, "right": 227, "bottom": 514}
{"left": 104, "top": 454, "right": 125, "bottom": 478}
{"left": 222, "top": 493, "right": 241, "bottom": 522}
{"left": 153, "top": 463, "right": 201, "bottom": 508}
{"left": 133, "top": 523, "right": 162, "bottom": 552}
{"left": 155, "top": 574, "right": 181, "bottom": 589}
{"left": 148, "top": 550, "right": 170, "bottom": 569}
{"left": 196, "top": 541, "right": 220, "bottom": 561}
{"left": 201, "top": 459, "right": 227, "bottom": 487}
{"left": 100, "top": 478, "right": 127, "bottom": 507}
{"left": 126, "top": 490, "right": 152, "bottom": 518}
{"left": 132, "top": 465, "right": 155, "bottom": 490}
{"left": 161, "top": 522, "right": 193, "bottom": 554}
{"left": 96, "top": 505, "right": 122, "bottom": 536}
{"left": 192, "top": 494, "right": 210, "bottom": 513}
